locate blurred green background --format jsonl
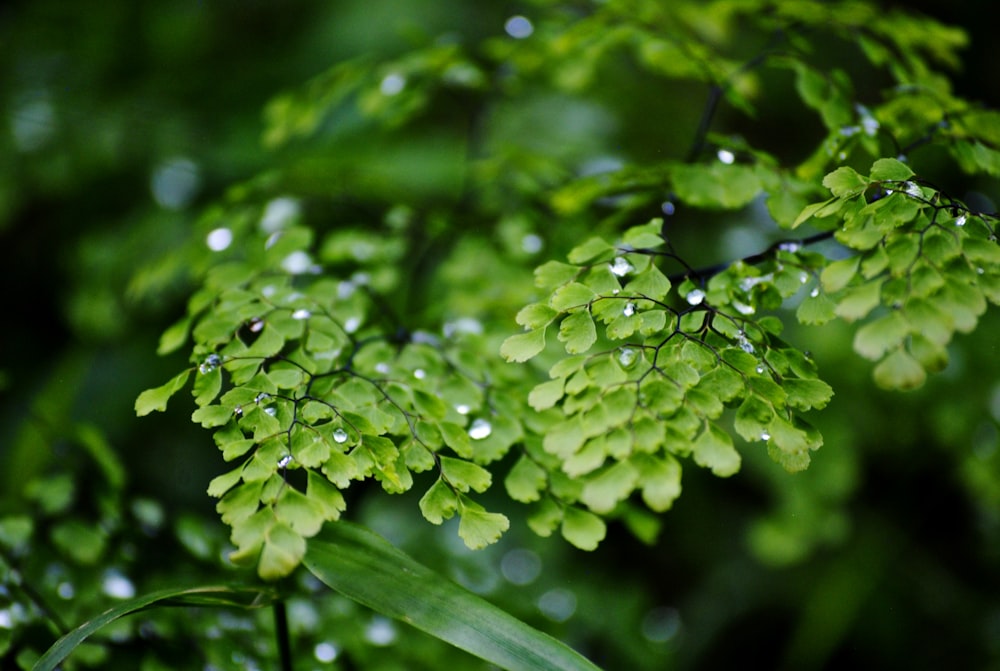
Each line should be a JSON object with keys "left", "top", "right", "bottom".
{"left": 3, "top": 1, "right": 1000, "bottom": 669}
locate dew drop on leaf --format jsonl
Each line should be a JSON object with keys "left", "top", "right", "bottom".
{"left": 233, "top": 405, "right": 243, "bottom": 417}
{"left": 733, "top": 301, "right": 755, "bottom": 315}
{"left": 955, "top": 215, "right": 967, "bottom": 227}
{"left": 344, "top": 316, "right": 361, "bottom": 333}
{"left": 760, "top": 431, "right": 771, "bottom": 441}
{"left": 375, "top": 362, "right": 390, "bottom": 374}
{"left": 618, "top": 347, "right": 638, "bottom": 368}
{"left": 255, "top": 392, "right": 271, "bottom": 404}
{"left": 264, "top": 406, "right": 277, "bottom": 416}
{"left": 292, "top": 309, "right": 312, "bottom": 320}
{"left": 413, "top": 369, "right": 426, "bottom": 380}
{"left": 810, "top": 288, "right": 820, "bottom": 297}
{"left": 904, "top": 181, "right": 922, "bottom": 197}
{"left": 756, "top": 365, "right": 765, "bottom": 374}
{"left": 455, "top": 404, "right": 471, "bottom": 415}
{"left": 249, "top": 318, "right": 265, "bottom": 332}
{"left": 623, "top": 302, "right": 637, "bottom": 317}
{"left": 778, "top": 241, "right": 801, "bottom": 253}
{"left": 199, "top": 354, "right": 221, "bottom": 374}
{"left": 278, "top": 454, "right": 293, "bottom": 468}
{"left": 685, "top": 289, "right": 705, "bottom": 306}
{"left": 609, "top": 257, "right": 634, "bottom": 277}
{"left": 468, "top": 418, "right": 493, "bottom": 440}
{"left": 799, "top": 272, "right": 809, "bottom": 284}
{"left": 333, "top": 428, "right": 349, "bottom": 444}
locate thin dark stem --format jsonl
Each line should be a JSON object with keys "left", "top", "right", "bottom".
{"left": 667, "top": 230, "right": 835, "bottom": 285}
{"left": 274, "top": 600, "right": 293, "bottom": 671}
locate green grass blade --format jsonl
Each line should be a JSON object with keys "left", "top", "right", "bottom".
{"left": 305, "top": 521, "right": 604, "bottom": 671}
{"left": 32, "top": 585, "right": 277, "bottom": 671}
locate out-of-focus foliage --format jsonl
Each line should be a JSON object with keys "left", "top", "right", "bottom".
{"left": 5, "top": 0, "right": 1000, "bottom": 670}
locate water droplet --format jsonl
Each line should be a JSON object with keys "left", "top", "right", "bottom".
{"left": 206, "top": 227, "right": 233, "bottom": 252}
{"left": 538, "top": 588, "right": 577, "bottom": 622}
{"left": 623, "top": 302, "right": 637, "bottom": 317}
{"left": 778, "top": 241, "right": 801, "bottom": 253}
{"left": 609, "top": 256, "right": 634, "bottom": 277}
{"left": 57, "top": 581, "right": 75, "bottom": 599}
{"left": 281, "top": 251, "right": 313, "bottom": 275}
{"left": 344, "top": 316, "right": 361, "bottom": 333}
{"left": 618, "top": 347, "right": 638, "bottom": 368}
{"left": 443, "top": 317, "right": 484, "bottom": 338}
{"left": 717, "top": 149, "right": 735, "bottom": 164}
{"left": 978, "top": 267, "right": 986, "bottom": 275}
{"left": 904, "top": 181, "right": 922, "bottom": 197}
{"left": 661, "top": 201, "right": 676, "bottom": 215}
{"left": 264, "top": 406, "right": 277, "bottom": 416}
{"left": 612, "top": 288, "right": 620, "bottom": 295}
{"left": 375, "top": 362, "right": 390, "bottom": 374}
{"left": 292, "top": 308, "right": 311, "bottom": 320}
{"left": 737, "top": 335, "right": 755, "bottom": 354}
{"left": 337, "top": 280, "right": 356, "bottom": 299}
{"left": 314, "top": 642, "right": 338, "bottom": 663}
{"left": 521, "top": 233, "right": 543, "bottom": 254}
{"left": 248, "top": 318, "right": 265, "bottom": 333}
{"left": 199, "top": 354, "right": 222, "bottom": 374}
{"left": 760, "top": 431, "right": 771, "bottom": 441}
{"left": 504, "top": 15, "right": 534, "bottom": 39}
{"left": 756, "top": 365, "right": 765, "bottom": 374}
{"left": 333, "top": 428, "right": 349, "bottom": 444}
{"left": 102, "top": 570, "right": 136, "bottom": 599}
{"left": 277, "top": 454, "right": 293, "bottom": 468}
{"left": 260, "top": 197, "right": 300, "bottom": 233}
{"left": 365, "top": 616, "right": 398, "bottom": 646}
{"left": 413, "top": 368, "right": 426, "bottom": 380}
{"left": 810, "top": 287, "right": 820, "bottom": 297}
{"left": 799, "top": 272, "right": 809, "bottom": 284}
{"left": 233, "top": 405, "right": 243, "bottom": 417}
{"left": 468, "top": 418, "right": 493, "bottom": 440}
{"left": 685, "top": 289, "right": 705, "bottom": 305}
{"left": 380, "top": 73, "right": 406, "bottom": 96}
{"left": 455, "top": 404, "right": 471, "bottom": 415}
{"left": 255, "top": 392, "right": 271, "bottom": 404}
{"left": 839, "top": 125, "right": 860, "bottom": 137}
{"left": 733, "top": 301, "right": 755, "bottom": 316}
{"left": 151, "top": 157, "right": 200, "bottom": 211}
{"left": 955, "top": 214, "right": 967, "bottom": 227}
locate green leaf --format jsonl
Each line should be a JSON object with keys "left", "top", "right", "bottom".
{"left": 692, "top": 424, "right": 741, "bottom": 477}
{"left": 560, "top": 506, "right": 606, "bottom": 551}
{"left": 529, "top": 378, "right": 565, "bottom": 411}
{"left": 558, "top": 310, "right": 597, "bottom": 354}
{"left": 419, "top": 478, "right": 459, "bottom": 524}
{"left": 834, "top": 280, "right": 883, "bottom": 321}
{"left": 869, "top": 157, "right": 914, "bottom": 182}
{"left": 853, "top": 311, "right": 910, "bottom": 359}
{"left": 822, "top": 166, "right": 868, "bottom": 197}
{"left": 505, "top": 456, "right": 548, "bottom": 503}
{"left": 258, "top": 521, "right": 306, "bottom": 580}
{"left": 820, "top": 256, "right": 860, "bottom": 293}
{"left": 135, "top": 370, "right": 192, "bottom": 416}
{"left": 580, "top": 461, "right": 639, "bottom": 514}
{"left": 458, "top": 503, "right": 510, "bottom": 549}
{"left": 535, "top": 261, "right": 580, "bottom": 290}
{"left": 516, "top": 303, "right": 559, "bottom": 329}
{"left": 567, "top": 237, "right": 615, "bottom": 264}
{"left": 624, "top": 265, "right": 671, "bottom": 301}
{"left": 157, "top": 316, "right": 191, "bottom": 355}
{"left": 33, "top": 585, "right": 279, "bottom": 671}
{"left": 873, "top": 348, "right": 926, "bottom": 390}
{"left": 500, "top": 328, "right": 547, "bottom": 363}
{"left": 304, "top": 522, "right": 602, "bottom": 671}
{"left": 192, "top": 404, "right": 236, "bottom": 428}
{"left": 796, "top": 291, "right": 837, "bottom": 325}
{"left": 550, "top": 282, "right": 596, "bottom": 311}
{"left": 634, "top": 455, "right": 682, "bottom": 512}
{"left": 782, "top": 378, "right": 834, "bottom": 411}
{"left": 440, "top": 456, "right": 493, "bottom": 493}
